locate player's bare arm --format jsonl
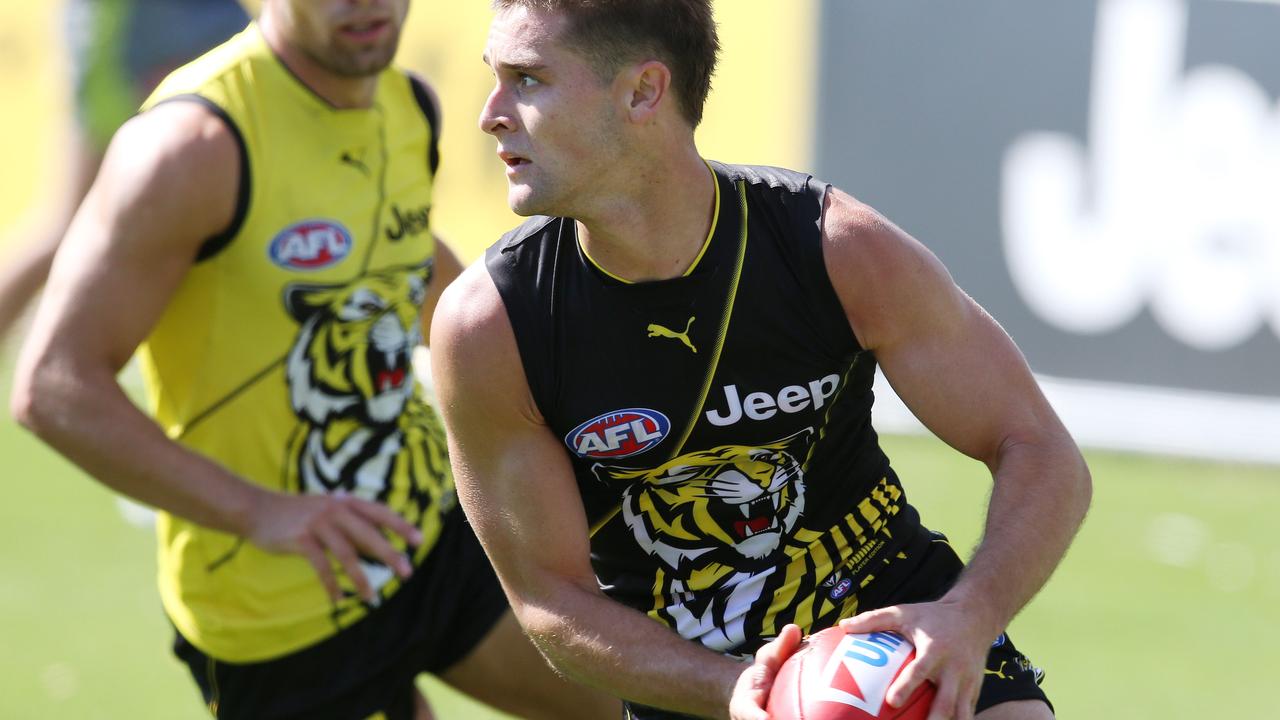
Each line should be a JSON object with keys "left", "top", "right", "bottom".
{"left": 818, "top": 188, "right": 1091, "bottom": 719}
{"left": 432, "top": 262, "right": 771, "bottom": 720}
{"left": 10, "top": 102, "right": 419, "bottom": 604}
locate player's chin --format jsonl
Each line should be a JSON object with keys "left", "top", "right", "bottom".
{"left": 330, "top": 45, "right": 398, "bottom": 77}
{"left": 506, "top": 187, "right": 550, "bottom": 217}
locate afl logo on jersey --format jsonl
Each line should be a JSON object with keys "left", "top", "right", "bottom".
{"left": 566, "top": 408, "right": 669, "bottom": 459}
{"left": 829, "top": 577, "right": 854, "bottom": 600}
{"left": 269, "top": 220, "right": 353, "bottom": 270}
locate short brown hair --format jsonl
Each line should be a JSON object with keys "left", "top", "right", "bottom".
{"left": 493, "top": 0, "right": 720, "bottom": 126}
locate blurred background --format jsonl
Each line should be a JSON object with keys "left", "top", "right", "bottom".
{"left": 1, "top": 0, "right": 1277, "bottom": 717}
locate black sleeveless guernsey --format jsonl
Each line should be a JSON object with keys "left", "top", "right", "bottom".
{"left": 486, "top": 162, "right": 932, "bottom": 655}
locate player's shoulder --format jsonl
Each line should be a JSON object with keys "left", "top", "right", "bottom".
{"left": 437, "top": 218, "right": 563, "bottom": 356}
{"left": 711, "top": 160, "right": 817, "bottom": 194}
{"left": 373, "top": 66, "right": 440, "bottom": 125}
{"left": 433, "top": 259, "right": 510, "bottom": 348}
{"left": 397, "top": 70, "right": 441, "bottom": 118}
{"left": 819, "top": 185, "right": 957, "bottom": 348}
{"left": 96, "top": 102, "right": 241, "bottom": 241}
{"left": 821, "top": 187, "right": 894, "bottom": 240}
{"left": 431, "top": 256, "right": 535, "bottom": 400}
{"left": 489, "top": 215, "right": 562, "bottom": 256}
{"left": 713, "top": 161, "right": 831, "bottom": 235}
{"left": 820, "top": 186, "right": 914, "bottom": 264}
{"left": 112, "top": 101, "right": 239, "bottom": 178}
{"left": 482, "top": 216, "right": 564, "bottom": 309}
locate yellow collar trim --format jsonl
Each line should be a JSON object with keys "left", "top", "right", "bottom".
{"left": 579, "top": 160, "right": 720, "bottom": 284}
{"left": 682, "top": 159, "right": 721, "bottom": 277}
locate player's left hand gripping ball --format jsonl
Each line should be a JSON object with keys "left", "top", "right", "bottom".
{"left": 766, "top": 628, "right": 936, "bottom": 720}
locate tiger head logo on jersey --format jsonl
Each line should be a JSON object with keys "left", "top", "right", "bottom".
{"left": 595, "top": 429, "right": 811, "bottom": 578}
{"left": 280, "top": 261, "right": 453, "bottom": 616}
{"left": 283, "top": 263, "right": 430, "bottom": 429}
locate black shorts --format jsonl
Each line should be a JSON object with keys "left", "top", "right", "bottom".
{"left": 172, "top": 510, "right": 509, "bottom": 720}
{"left": 624, "top": 528, "right": 1052, "bottom": 720}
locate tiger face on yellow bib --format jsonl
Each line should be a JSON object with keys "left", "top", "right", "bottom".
{"left": 284, "top": 264, "right": 428, "bottom": 436}
{"left": 281, "top": 262, "right": 454, "bottom": 611}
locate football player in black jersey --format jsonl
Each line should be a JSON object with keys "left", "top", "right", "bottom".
{"left": 432, "top": 2, "right": 1091, "bottom": 719}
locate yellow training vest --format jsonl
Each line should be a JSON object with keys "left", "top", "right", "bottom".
{"left": 138, "top": 25, "right": 453, "bottom": 662}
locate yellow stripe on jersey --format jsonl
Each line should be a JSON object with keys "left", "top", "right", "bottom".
{"left": 589, "top": 182, "right": 746, "bottom": 540}
{"left": 670, "top": 180, "right": 749, "bottom": 457}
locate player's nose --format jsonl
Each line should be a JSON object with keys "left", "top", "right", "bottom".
{"left": 479, "top": 84, "right": 516, "bottom": 136}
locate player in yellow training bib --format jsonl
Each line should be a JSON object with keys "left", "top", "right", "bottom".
{"left": 12, "top": 2, "right": 618, "bottom": 719}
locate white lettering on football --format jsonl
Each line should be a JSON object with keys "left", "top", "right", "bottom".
{"left": 816, "top": 632, "right": 914, "bottom": 715}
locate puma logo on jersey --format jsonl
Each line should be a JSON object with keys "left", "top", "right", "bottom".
{"left": 340, "top": 148, "right": 370, "bottom": 176}
{"left": 647, "top": 317, "right": 697, "bottom": 353}
{"left": 985, "top": 661, "right": 1015, "bottom": 681}
{"left": 705, "top": 374, "right": 841, "bottom": 427}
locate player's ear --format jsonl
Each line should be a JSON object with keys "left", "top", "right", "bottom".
{"left": 621, "top": 60, "right": 671, "bottom": 124}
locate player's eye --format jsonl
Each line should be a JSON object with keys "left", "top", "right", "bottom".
{"left": 517, "top": 73, "right": 539, "bottom": 89}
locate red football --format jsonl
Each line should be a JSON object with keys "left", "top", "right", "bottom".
{"left": 766, "top": 628, "right": 936, "bottom": 720}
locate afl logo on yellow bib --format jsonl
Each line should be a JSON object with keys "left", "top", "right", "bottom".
{"left": 269, "top": 219, "right": 353, "bottom": 270}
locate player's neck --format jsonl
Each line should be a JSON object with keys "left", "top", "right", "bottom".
{"left": 260, "top": 21, "right": 379, "bottom": 109}
{"left": 575, "top": 147, "right": 716, "bottom": 283}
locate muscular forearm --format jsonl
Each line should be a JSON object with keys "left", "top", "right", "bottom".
{"left": 946, "top": 433, "right": 1091, "bottom": 632}
{"left": 516, "top": 582, "right": 745, "bottom": 719}
{"left": 12, "top": 362, "right": 265, "bottom": 534}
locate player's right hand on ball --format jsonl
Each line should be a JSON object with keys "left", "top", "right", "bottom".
{"left": 245, "top": 491, "right": 424, "bottom": 603}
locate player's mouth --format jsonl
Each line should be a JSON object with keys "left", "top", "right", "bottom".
{"left": 498, "top": 151, "right": 530, "bottom": 175}
{"left": 338, "top": 18, "right": 392, "bottom": 44}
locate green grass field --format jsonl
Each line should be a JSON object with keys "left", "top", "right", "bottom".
{"left": 1, "top": 353, "right": 1277, "bottom": 718}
